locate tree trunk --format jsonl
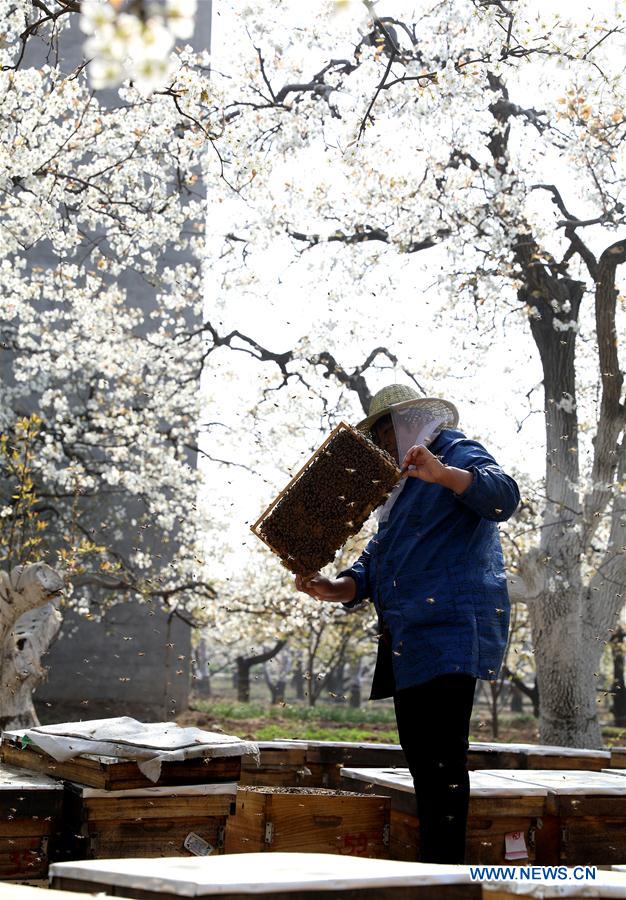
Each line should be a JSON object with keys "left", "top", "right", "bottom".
{"left": 512, "top": 232, "right": 626, "bottom": 747}
{"left": 192, "top": 638, "right": 212, "bottom": 697}
{"left": 325, "top": 663, "right": 344, "bottom": 698}
{"left": 489, "top": 681, "right": 499, "bottom": 740}
{"left": 236, "top": 640, "right": 286, "bottom": 703}
{"left": 291, "top": 657, "right": 305, "bottom": 700}
{"left": 516, "top": 249, "right": 598, "bottom": 745}
{"left": 510, "top": 685, "right": 523, "bottom": 714}
{"left": 236, "top": 657, "right": 252, "bottom": 703}
{"left": 0, "top": 564, "right": 64, "bottom": 730}
{"left": 263, "top": 647, "right": 291, "bottom": 705}
{"left": 3, "top": 604, "right": 62, "bottom": 730}
{"left": 348, "top": 658, "right": 362, "bottom": 708}
{"left": 611, "top": 629, "right": 626, "bottom": 728}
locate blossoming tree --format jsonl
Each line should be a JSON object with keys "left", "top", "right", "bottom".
{"left": 206, "top": 0, "right": 625, "bottom": 746}
{"left": 0, "top": 0, "right": 219, "bottom": 724}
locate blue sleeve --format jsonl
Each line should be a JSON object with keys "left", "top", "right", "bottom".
{"left": 337, "top": 538, "right": 374, "bottom": 610}
{"left": 444, "top": 438, "right": 520, "bottom": 522}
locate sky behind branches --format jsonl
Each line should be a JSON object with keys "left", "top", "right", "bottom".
{"left": 201, "top": 0, "right": 623, "bottom": 568}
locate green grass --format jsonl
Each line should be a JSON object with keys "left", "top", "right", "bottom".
{"left": 254, "top": 723, "right": 400, "bottom": 742}
{"left": 602, "top": 726, "right": 626, "bottom": 746}
{"left": 193, "top": 699, "right": 398, "bottom": 725}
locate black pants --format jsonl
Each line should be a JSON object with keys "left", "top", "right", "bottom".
{"left": 394, "top": 673, "right": 477, "bottom": 864}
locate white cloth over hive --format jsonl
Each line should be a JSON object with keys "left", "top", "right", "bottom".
{"left": 3, "top": 717, "right": 258, "bottom": 783}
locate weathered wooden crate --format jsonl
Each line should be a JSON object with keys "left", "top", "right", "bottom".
{"left": 609, "top": 747, "right": 626, "bottom": 768}
{"left": 251, "top": 421, "right": 400, "bottom": 576}
{"left": 341, "top": 767, "right": 547, "bottom": 865}
{"left": 484, "top": 769, "right": 626, "bottom": 866}
{"left": 240, "top": 741, "right": 314, "bottom": 787}
{"left": 0, "top": 763, "right": 64, "bottom": 880}
{"left": 243, "top": 740, "right": 610, "bottom": 794}
{"left": 50, "top": 852, "right": 483, "bottom": 899}
{"left": 64, "top": 781, "right": 237, "bottom": 860}
{"left": 0, "top": 738, "right": 241, "bottom": 790}
{"left": 224, "top": 785, "right": 391, "bottom": 858}
{"left": 304, "top": 742, "right": 407, "bottom": 788}
{"left": 468, "top": 742, "right": 609, "bottom": 772}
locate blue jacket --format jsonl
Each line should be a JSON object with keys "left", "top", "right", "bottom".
{"left": 338, "top": 428, "right": 520, "bottom": 699}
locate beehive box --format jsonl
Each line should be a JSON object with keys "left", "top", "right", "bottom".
{"left": 304, "top": 741, "right": 407, "bottom": 788}
{"left": 467, "top": 742, "right": 610, "bottom": 772}
{"left": 0, "top": 763, "right": 64, "bottom": 880}
{"left": 610, "top": 747, "right": 626, "bottom": 768}
{"left": 340, "top": 767, "right": 547, "bottom": 865}
{"left": 487, "top": 769, "right": 626, "bottom": 866}
{"left": 224, "top": 785, "right": 391, "bottom": 858}
{"left": 0, "top": 737, "right": 241, "bottom": 790}
{"left": 240, "top": 741, "right": 313, "bottom": 787}
{"left": 251, "top": 421, "right": 400, "bottom": 575}
{"left": 64, "top": 781, "right": 237, "bottom": 860}
{"left": 50, "top": 853, "right": 483, "bottom": 900}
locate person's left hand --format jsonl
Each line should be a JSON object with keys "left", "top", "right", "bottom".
{"left": 401, "top": 444, "right": 446, "bottom": 482}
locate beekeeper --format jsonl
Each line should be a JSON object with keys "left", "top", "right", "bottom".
{"left": 294, "top": 383, "right": 520, "bottom": 864}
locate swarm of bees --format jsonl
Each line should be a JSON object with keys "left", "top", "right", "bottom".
{"left": 252, "top": 422, "right": 400, "bottom": 576}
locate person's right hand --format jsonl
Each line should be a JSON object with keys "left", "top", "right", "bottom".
{"left": 294, "top": 573, "right": 339, "bottom": 601}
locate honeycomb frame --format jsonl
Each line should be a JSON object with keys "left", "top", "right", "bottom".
{"left": 251, "top": 421, "right": 401, "bottom": 576}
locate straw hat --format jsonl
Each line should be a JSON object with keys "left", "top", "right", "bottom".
{"left": 356, "top": 384, "right": 459, "bottom": 435}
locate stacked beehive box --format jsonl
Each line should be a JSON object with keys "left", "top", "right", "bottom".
{"left": 341, "top": 767, "right": 548, "bottom": 865}
{"left": 610, "top": 747, "right": 626, "bottom": 768}
{"left": 1, "top": 718, "right": 255, "bottom": 863}
{"left": 467, "top": 742, "right": 610, "bottom": 772}
{"left": 240, "top": 742, "right": 312, "bottom": 788}
{"left": 303, "top": 742, "right": 407, "bottom": 789}
{"left": 241, "top": 740, "right": 611, "bottom": 793}
{"left": 0, "top": 764, "right": 64, "bottom": 880}
{"left": 483, "top": 769, "right": 626, "bottom": 866}
{"left": 64, "top": 781, "right": 236, "bottom": 860}
{"left": 224, "top": 786, "right": 391, "bottom": 858}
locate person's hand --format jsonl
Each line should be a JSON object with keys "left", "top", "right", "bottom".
{"left": 401, "top": 444, "right": 446, "bottom": 482}
{"left": 295, "top": 573, "right": 340, "bottom": 601}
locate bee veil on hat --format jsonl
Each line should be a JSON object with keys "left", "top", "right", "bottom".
{"left": 357, "top": 384, "right": 459, "bottom": 523}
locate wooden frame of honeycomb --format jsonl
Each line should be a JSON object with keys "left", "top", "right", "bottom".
{"left": 251, "top": 421, "right": 401, "bottom": 576}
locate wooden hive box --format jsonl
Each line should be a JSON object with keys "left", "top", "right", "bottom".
{"left": 609, "top": 747, "right": 626, "bottom": 768}
{"left": 467, "top": 742, "right": 610, "bottom": 772}
{"left": 0, "top": 734, "right": 241, "bottom": 791}
{"left": 0, "top": 763, "right": 64, "bottom": 880}
{"left": 240, "top": 741, "right": 313, "bottom": 788}
{"left": 224, "top": 785, "right": 391, "bottom": 858}
{"left": 251, "top": 421, "right": 400, "bottom": 576}
{"left": 64, "top": 781, "right": 237, "bottom": 860}
{"left": 340, "top": 767, "right": 547, "bottom": 865}
{"left": 304, "top": 742, "right": 407, "bottom": 789}
{"left": 50, "top": 852, "right": 483, "bottom": 899}
{"left": 483, "top": 769, "right": 626, "bottom": 866}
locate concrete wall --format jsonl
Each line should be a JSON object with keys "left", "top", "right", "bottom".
{"left": 35, "top": 602, "right": 191, "bottom": 722}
